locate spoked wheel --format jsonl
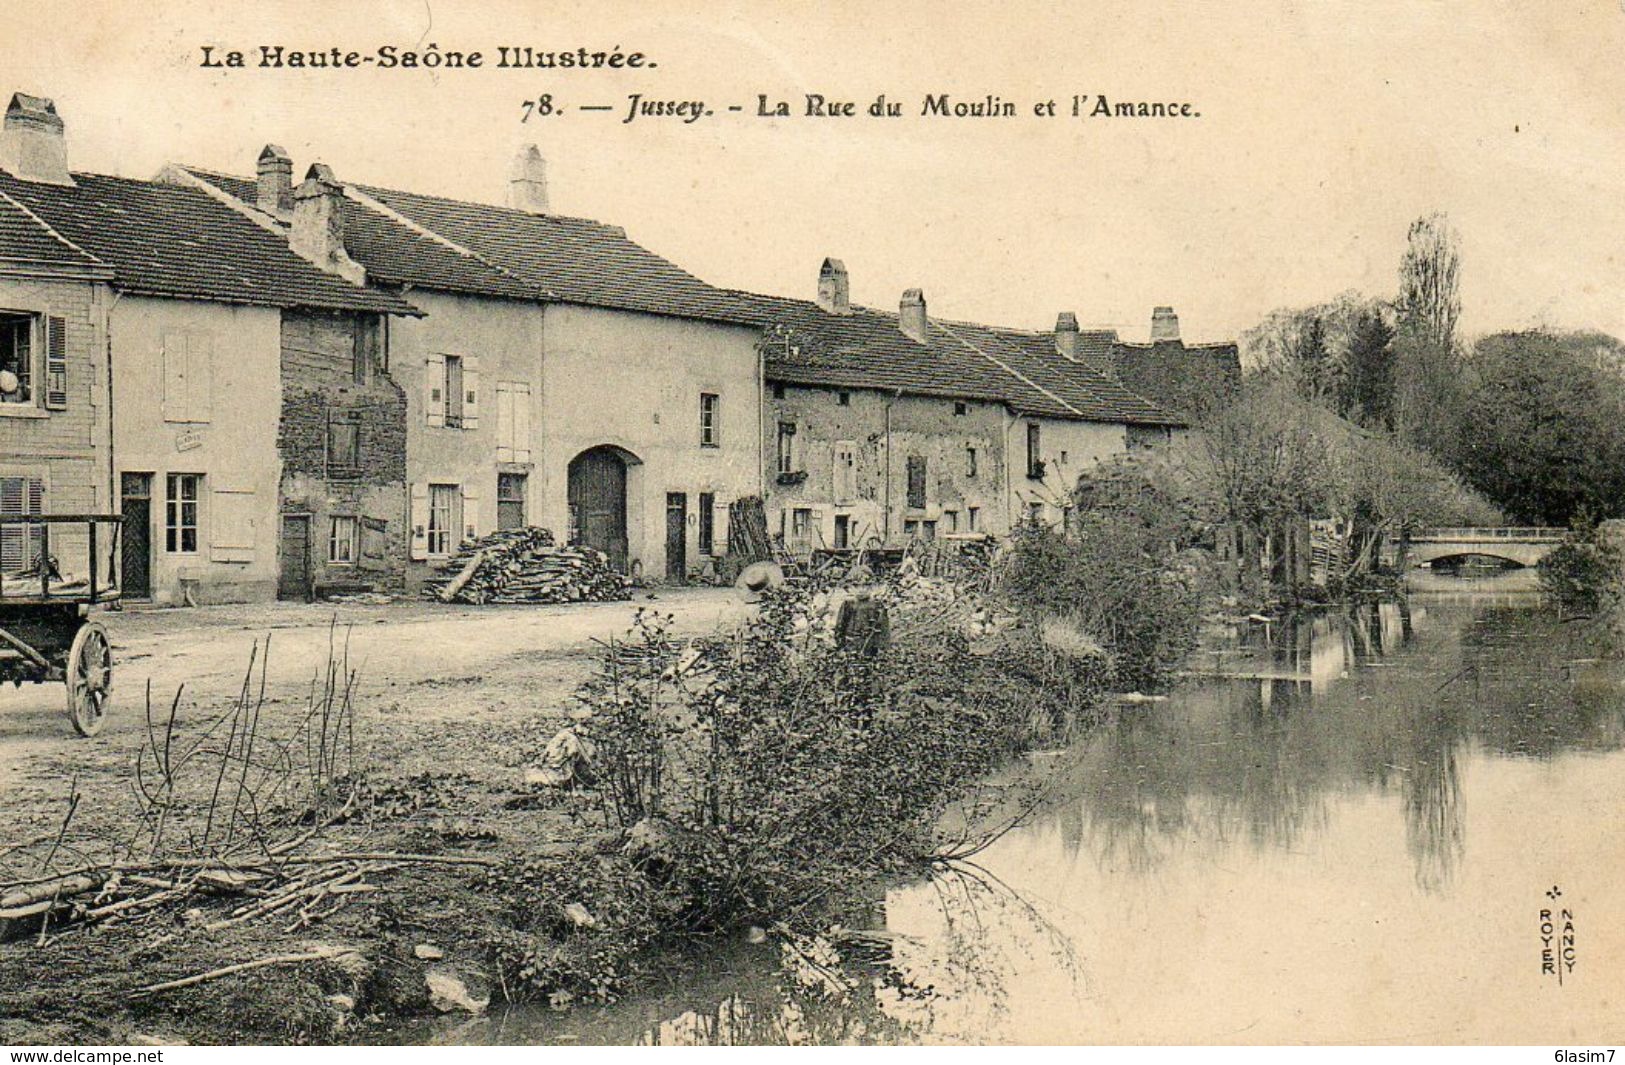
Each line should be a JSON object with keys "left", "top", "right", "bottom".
{"left": 65, "top": 621, "right": 112, "bottom": 737}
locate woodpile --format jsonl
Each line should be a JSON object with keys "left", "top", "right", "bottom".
{"left": 422, "top": 527, "right": 631, "bottom": 605}
{"left": 727, "top": 495, "right": 773, "bottom": 563}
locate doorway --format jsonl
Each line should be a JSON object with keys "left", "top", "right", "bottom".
{"left": 665, "top": 492, "right": 687, "bottom": 581}
{"left": 567, "top": 447, "right": 630, "bottom": 571}
{"left": 278, "top": 514, "right": 313, "bottom": 601}
{"left": 120, "top": 473, "right": 153, "bottom": 599}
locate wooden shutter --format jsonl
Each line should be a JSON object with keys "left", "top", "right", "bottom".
{"left": 461, "top": 355, "right": 480, "bottom": 430}
{"left": 512, "top": 382, "right": 531, "bottom": 461}
{"left": 424, "top": 357, "right": 445, "bottom": 428}
{"left": 162, "top": 331, "right": 188, "bottom": 422}
{"left": 460, "top": 484, "right": 481, "bottom": 543}
{"left": 495, "top": 383, "right": 513, "bottom": 462}
{"left": 209, "top": 488, "right": 256, "bottom": 562}
{"left": 188, "top": 330, "right": 214, "bottom": 422}
{"left": 44, "top": 316, "right": 68, "bottom": 410}
{"left": 906, "top": 456, "right": 927, "bottom": 509}
{"left": 409, "top": 483, "right": 429, "bottom": 559}
{"left": 713, "top": 498, "right": 730, "bottom": 556}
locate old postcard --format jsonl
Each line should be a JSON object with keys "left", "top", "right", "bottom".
{"left": 0, "top": 0, "right": 1621, "bottom": 1052}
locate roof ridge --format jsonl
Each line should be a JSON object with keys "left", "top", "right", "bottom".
{"left": 934, "top": 320, "right": 1083, "bottom": 418}
{"left": 356, "top": 181, "right": 627, "bottom": 232}
{"left": 163, "top": 164, "right": 289, "bottom": 237}
{"left": 0, "top": 186, "right": 105, "bottom": 266}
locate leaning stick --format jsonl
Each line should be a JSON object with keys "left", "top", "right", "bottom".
{"left": 130, "top": 946, "right": 361, "bottom": 997}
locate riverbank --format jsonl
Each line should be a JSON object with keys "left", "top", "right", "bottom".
{"left": 0, "top": 576, "right": 1100, "bottom": 1045}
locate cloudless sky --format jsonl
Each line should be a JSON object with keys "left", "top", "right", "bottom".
{"left": 4, "top": 0, "right": 1622, "bottom": 344}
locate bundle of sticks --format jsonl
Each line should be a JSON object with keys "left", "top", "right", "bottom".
{"left": 421, "top": 527, "right": 631, "bottom": 605}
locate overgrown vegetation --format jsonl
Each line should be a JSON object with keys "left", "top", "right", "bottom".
{"left": 1537, "top": 519, "right": 1625, "bottom": 655}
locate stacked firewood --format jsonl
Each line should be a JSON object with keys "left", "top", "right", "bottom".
{"left": 422, "top": 527, "right": 631, "bottom": 605}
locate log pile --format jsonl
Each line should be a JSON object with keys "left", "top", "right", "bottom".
{"left": 422, "top": 527, "right": 631, "bottom": 605}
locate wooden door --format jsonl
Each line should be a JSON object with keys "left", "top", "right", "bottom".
{"left": 278, "top": 514, "right": 313, "bottom": 601}
{"left": 567, "top": 448, "right": 628, "bottom": 571}
{"left": 120, "top": 473, "right": 153, "bottom": 599}
{"left": 665, "top": 492, "right": 687, "bottom": 580}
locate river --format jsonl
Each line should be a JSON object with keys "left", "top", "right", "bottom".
{"left": 453, "top": 572, "right": 1625, "bottom": 1044}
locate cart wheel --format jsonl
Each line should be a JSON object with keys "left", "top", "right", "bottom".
{"left": 66, "top": 622, "right": 112, "bottom": 737}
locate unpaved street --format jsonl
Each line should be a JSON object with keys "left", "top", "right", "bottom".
{"left": 0, "top": 588, "right": 751, "bottom": 815}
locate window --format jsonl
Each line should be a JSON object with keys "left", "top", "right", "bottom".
{"left": 443, "top": 356, "right": 465, "bottom": 428}
{"left": 953, "top": 401, "right": 968, "bottom": 416}
{"left": 921, "top": 520, "right": 937, "bottom": 542}
{"left": 327, "top": 413, "right": 360, "bottom": 471}
{"left": 428, "top": 483, "right": 460, "bottom": 556}
{"left": 944, "top": 510, "right": 958, "bottom": 533}
{"left": 161, "top": 329, "right": 213, "bottom": 423}
{"left": 968, "top": 506, "right": 979, "bottom": 533}
{"left": 497, "top": 472, "right": 527, "bottom": 531}
{"left": 352, "top": 317, "right": 385, "bottom": 384}
{"left": 903, "top": 520, "right": 919, "bottom": 539}
{"left": 833, "top": 514, "right": 850, "bottom": 550}
{"left": 698, "top": 491, "right": 715, "bottom": 555}
{"left": 0, "top": 474, "right": 44, "bottom": 572}
{"left": 329, "top": 516, "right": 359, "bottom": 564}
{"left": 772, "top": 384, "right": 785, "bottom": 400}
{"left": 837, "top": 391, "right": 850, "bottom": 406}
{"left": 789, "top": 507, "right": 813, "bottom": 552}
{"left": 1028, "top": 501, "right": 1045, "bottom": 524}
{"left": 965, "top": 446, "right": 978, "bottom": 479}
{"left": 700, "top": 392, "right": 720, "bottom": 447}
{"left": 776, "top": 422, "right": 797, "bottom": 476}
{"left": 906, "top": 455, "right": 926, "bottom": 510}
{"left": 0, "top": 314, "right": 34, "bottom": 405}
{"left": 165, "top": 474, "right": 200, "bottom": 553}
{"left": 1026, "top": 422, "right": 1044, "bottom": 479}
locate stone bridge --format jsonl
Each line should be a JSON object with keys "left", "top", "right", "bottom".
{"left": 1400, "top": 527, "right": 1568, "bottom": 569}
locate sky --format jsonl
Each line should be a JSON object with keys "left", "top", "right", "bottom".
{"left": 3, "top": 0, "right": 1622, "bottom": 344}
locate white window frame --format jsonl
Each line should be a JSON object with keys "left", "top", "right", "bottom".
{"left": 0, "top": 312, "right": 37, "bottom": 410}
{"left": 700, "top": 392, "right": 720, "bottom": 448}
{"left": 329, "top": 515, "right": 359, "bottom": 565}
{"left": 166, "top": 473, "right": 201, "bottom": 554}
{"left": 427, "top": 483, "right": 459, "bottom": 557}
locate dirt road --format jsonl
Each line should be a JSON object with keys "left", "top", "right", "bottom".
{"left": 0, "top": 588, "right": 752, "bottom": 817}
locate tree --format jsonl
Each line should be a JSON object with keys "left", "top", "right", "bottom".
{"left": 1393, "top": 213, "right": 1466, "bottom": 453}
{"left": 1340, "top": 306, "right": 1397, "bottom": 429}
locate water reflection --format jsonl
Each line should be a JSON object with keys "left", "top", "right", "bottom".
{"left": 465, "top": 587, "right": 1625, "bottom": 1044}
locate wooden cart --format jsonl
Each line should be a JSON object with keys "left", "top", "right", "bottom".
{"left": 0, "top": 514, "right": 122, "bottom": 736}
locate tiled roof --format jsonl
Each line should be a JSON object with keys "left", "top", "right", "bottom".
{"left": 355, "top": 183, "right": 758, "bottom": 323}
{"left": 0, "top": 171, "right": 418, "bottom": 315}
{"left": 743, "top": 290, "right": 1183, "bottom": 426}
{"left": 182, "top": 169, "right": 536, "bottom": 301}
{"left": 0, "top": 191, "right": 103, "bottom": 270}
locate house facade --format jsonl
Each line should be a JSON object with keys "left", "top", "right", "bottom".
{"left": 178, "top": 145, "right": 764, "bottom": 586}
{"left": 746, "top": 261, "right": 1187, "bottom": 550}
{"left": 1, "top": 94, "right": 418, "bottom": 605}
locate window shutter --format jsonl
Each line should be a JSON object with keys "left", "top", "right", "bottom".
{"left": 713, "top": 499, "right": 730, "bottom": 557}
{"left": 409, "top": 483, "right": 429, "bottom": 560}
{"left": 512, "top": 383, "right": 531, "bottom": 462}
{"left": 188, "top": 330, "right": 214, "bottom": 422}
{"left": 495, "top": 384, "right": 513, "bottom": 462}
{"left": 162, "top": 331, "right": 188, "bottom": 422}
{"left": 424, "top": 356, "right": 445, "bottom": 428}
{"left": 209, "top": 488, "right": 256, "bottom": 562}
{"left": 461, "top": 355, "right": 480, "bottom": 430}
{"left": 44, "top": 317, "right": 68, "bottom": 410}
{"left": 460, "top": 484, "right": 481, "bottom": 542}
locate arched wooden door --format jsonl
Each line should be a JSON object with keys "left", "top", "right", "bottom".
{"left": 567, "top": 447, "right": 629, "bottom": 571}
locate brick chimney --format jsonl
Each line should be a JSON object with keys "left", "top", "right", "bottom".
{"left": 0, "top": 93, "right": 73, "bottom": 186}
{"left": 256, "top": 144, "right": 293, "bottom": 215}
{"left": 507, "top": 144, "right": 549, "bottom": 213}
{"left": 816, "top": 258, "right": 850, "bottom": 314}
{"left": 1150, "top": 306, "right": 1181, "bottom": 342}
{"left": 899, "top": 289, "right": 928, "bottom": 343}
{"left": 1055, "top": 311, "right": 1081, "bottom": 359}
{"left": 290, "top": 163, "right": 365, "bottom": 284}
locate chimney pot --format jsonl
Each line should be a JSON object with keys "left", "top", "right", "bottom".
{"left": 816, "top": 258, "right": 850, "bottom": 314}
{"left": 507, "top": 144, "right": 549, "bottom": 213}
{"left": 256, "top": 144, "right": 293, "bottom": 214}
{"left": 290, "top": 162, "right": 365, "bottom": 284}
{"left": 899, "top": 289, "right": 928, "bottom": 343}
{"left": 0, "top": 92, "right": 74, "bottom": 186}
{"left": 1151, "top": 306, "right": 1181, "bottom": 342}
{"left": 1055, "top": 311, "right": 1080, "bottom": 359}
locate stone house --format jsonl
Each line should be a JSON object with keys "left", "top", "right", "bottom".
{"left": 1105, "top": 306, "right": 1242, "bottom": 421}
{"left": 738, "top": 260, "right": 1186, "bottom": 552}
{"left": 174, "top": 145, "right": 765, "bottom": 586}
{"left": 0, "top": 93, "right": 419, "bottom": 605}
